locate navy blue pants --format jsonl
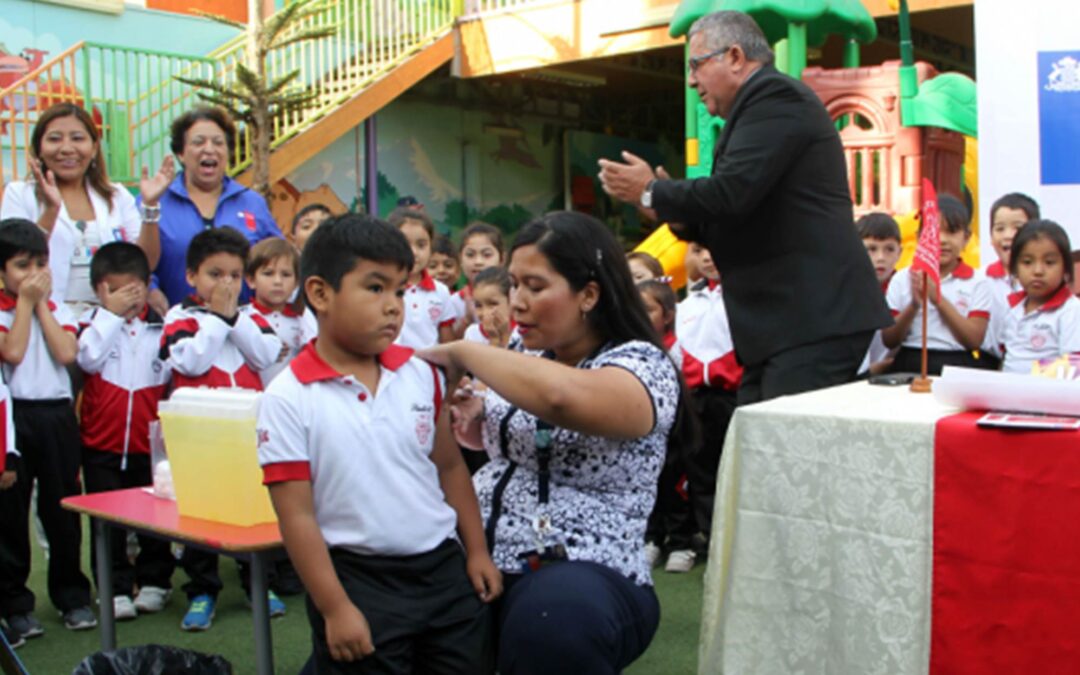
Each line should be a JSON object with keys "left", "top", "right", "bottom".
{"left": 497, "top": 561, "right": 660, "bottom": 675}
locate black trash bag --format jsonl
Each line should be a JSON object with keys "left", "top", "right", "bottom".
{"left": 71, "top": 644, "right": 233, "bottom": 675}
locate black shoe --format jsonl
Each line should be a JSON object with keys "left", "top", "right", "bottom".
{"left": 6, "top": 612, "right": 43, "bottom": 639}
{"left": 1, "top": 620, "right": 25, "bottom": 649}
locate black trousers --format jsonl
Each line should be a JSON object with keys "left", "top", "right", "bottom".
{"left": 644, "top": 458, "right": 694, "bottom": 550}
{"left": 0, "top": 400, "right": 91, "bottom": 616}
{"left": 497, "top": 561, "right": 660, "bottom": 675}
{"left": 82, "top": 449, "right": 175, "bottom": 595}
{"left": 685, "top": 387, "right": 738, "bottom": 539}
{"left": 180, "top": 549, "right": 254, "bottom": 600}
{"left": 309, "top": 539, "right": 492, "bottom": 675}
{"left": 738, "top": 330, "right": 874, "bottom": 405}
{"left": 890, "top": 346, "right": 999, "bottom": 376}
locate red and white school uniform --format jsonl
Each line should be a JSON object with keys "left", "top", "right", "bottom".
{"left": 1000, "top": 285, "right": 1080, "bottom": 374}
{"left": 982, "top": 260, "right": 1021, "bottom": 358}
{"left": 395, "top": 270, "right": 458, "bottom": 350}
{"left": 448, "top": 286, "right": 471, "bottom": 326}
{"left": 463, "top": 321, "right": 520, "bottom": 347}
{"left": 239, "top": 300, "right": 306, "bottom": 387}
{"left": 78, "top": 305, "right": 170, "bottom": 466}
{"left": 301, "top": 306, "right": 318, "bottom": 344}
{"left": 0, "top": 380, "right": 17, "bottom": 474}
{"left": 885, "top": 261, "right": 992, "bottom": 351}
{"left": 0, "top": 295, "right": 77, "bottom": 400}
{"left": 676, "top": 280, "right": 742, "bottom": 392}
{"left": 160, "top": 297, "right": 280, "bottom": 391}
{"left": 858, "top": 273, "right": 898, "bottom": 374}
{"left": 257, "top": 342, "right": 456, "bottom": 556}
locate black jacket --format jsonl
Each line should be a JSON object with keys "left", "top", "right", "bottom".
{"left": 654, "top": 66, "right": 891, "bottom": 366}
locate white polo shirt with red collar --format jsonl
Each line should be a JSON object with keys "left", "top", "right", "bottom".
{"left": 1000, "top": 285, "right": 1080, "bottom": 374}
{"left": 675, "top": 279, "right": 742, "bottom": 391}
{"left": 395, "top": 270, "right": 458, "bottom": 350}
{"left": 982, "top": 260, "right": 1022, "bottom": 357}
{"left": 0, "top": 294, "right": 77, "bottom": 400}
{"left": 257, "top": 342, "right": 457, "bottom": 556}
{"left": 239, "top": 300, "right": 307, "bottom": 387}
{"left": 886, "top": 261, "right": 992, "bottom": 351}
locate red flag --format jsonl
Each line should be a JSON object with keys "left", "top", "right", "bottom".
{"left": 912, "top": 178, "right": 942, "bottom": 303}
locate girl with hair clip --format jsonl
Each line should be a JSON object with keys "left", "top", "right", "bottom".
{"left": 1, "top": 103, "right": 173, "bottom": 310}
{"left": 421, "top": 211, "right": 694, "bottom": 675}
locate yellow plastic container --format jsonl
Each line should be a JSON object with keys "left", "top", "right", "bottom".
{"left": 158, "top": 389, "right": 277, "bottom": 527}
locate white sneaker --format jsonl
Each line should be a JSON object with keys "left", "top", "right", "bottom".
{"left": 644, "top": 542, "right": 662, "bottom": 568}
{"left": 665, "top": 549, "right": 696, "bottom": 573}
{"left": 113, "top": 595, "right": 137, "bottom": 621}
{"left": 133, "top": 586, "right": 171, "bottom": 614}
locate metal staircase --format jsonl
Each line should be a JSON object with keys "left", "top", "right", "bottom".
{"left": 0, "top": 0, "right": 460, "bottom": 188}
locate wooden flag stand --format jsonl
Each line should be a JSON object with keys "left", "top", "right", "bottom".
{"left": 910, "top": 270, "right": 933, "bottom": 393}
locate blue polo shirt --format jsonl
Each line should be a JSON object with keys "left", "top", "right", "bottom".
{"left": 150, "top": 174, "right": 282, "bottom": 304}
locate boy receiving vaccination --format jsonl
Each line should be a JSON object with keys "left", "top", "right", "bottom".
{"left": 257, "top": 214, "right": 501, "bottom": 673}
{"left": 242, "top": 238, "right": 305, "bottom": 387}
{"left": 78, "top": 242, "right": 174, "bottom": 620}
{"left": 0, "top": 218, "right": 94, "bottom": 637}
{"left": 159, "top": 227, "right": 285, "bottom": 630}
{"left": 883, "top": 195, "right": 993, "bottom": 374}
{"left": 388, "top": 208, "right": 458, "bottom": 349}
{"left": 856, "top": 213, "right": 903, "bottom": 375}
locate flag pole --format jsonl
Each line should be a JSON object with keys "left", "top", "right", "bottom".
{"left": 911, "top": 271, "right": 932, "bottom": 392}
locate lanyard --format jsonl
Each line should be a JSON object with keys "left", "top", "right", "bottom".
{"left": 535, "top": 419, "right": 553, "bottom": 505}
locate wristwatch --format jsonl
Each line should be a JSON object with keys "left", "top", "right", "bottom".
{"left": 641, "top": 179, "right": 656, "bottom": 208}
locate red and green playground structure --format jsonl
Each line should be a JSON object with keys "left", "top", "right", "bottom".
{"left": 637, "top": 0, "right": 980, "bottom": 283}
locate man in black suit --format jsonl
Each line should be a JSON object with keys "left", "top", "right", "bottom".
{"left": 600, "top": 10, "right": 890, "bottom": 405}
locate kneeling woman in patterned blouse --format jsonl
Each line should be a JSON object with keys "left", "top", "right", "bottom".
{"left": 420, "top": 211, "right": 693, "bottom": 675}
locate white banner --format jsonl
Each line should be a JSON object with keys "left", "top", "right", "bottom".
{"left": 976, "top": 0, "right": 1080, "bottom": 259}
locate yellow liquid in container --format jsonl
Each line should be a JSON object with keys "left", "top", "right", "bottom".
{"left": 158, "top": 389, "right": 277, "bottom": 527}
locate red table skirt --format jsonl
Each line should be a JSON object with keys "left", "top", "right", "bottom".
{"left": 932, "top": 412, "right": 1080, "bottom": 674}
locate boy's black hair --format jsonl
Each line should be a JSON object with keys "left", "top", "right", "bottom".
{"left": 472, "top": 265, "right": 510, "bottom": 298}
{"left": 856, "top": 212, "right": 901, "bottom": 242}
{"left": 387, "top": 207, "right": 434, "bottom": 240}
{"left": 185, "top": 227, "right": 251, "bottom": 272}
{"left": 90, "top": 242, "right": 150, "bottom": 288}
{"left": 1009, "top": 220, "right": 1075, "bottom": 286}
{"left": 300, "top": 213, "right": 414, "bottom": 306}
{"left": 0, "top": 218, "right": 48, "bottom": 268}
{"left": 990, "top": 192, "right": 1040, "bottom": 224}
{"left": 292, "top": 203, "right": 332, "bottom": 229}
{"left": 936, "top": 194, "right": 970, "bottom": 235}
{"left": 432, "top": 234, "right": 458, "bottom": 259}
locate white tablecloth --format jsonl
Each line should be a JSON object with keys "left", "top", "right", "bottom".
{"left": 699, "top": 382, "right": 959, "bottom": 675}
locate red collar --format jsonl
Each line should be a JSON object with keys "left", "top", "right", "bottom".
{"left": 251, "top": 298, "right": 301, "bottom": 318}
{"left": 986, "top": 260, "right": 1008, "bottom": 279}
{"left": 0, "top": 294, "right": 56, "bottom": 312}
{"left": 182, "top": 295, "right": 206, "bottom": 309}
{"left": 1007, "top": 284, "right": 1073, "bottom": 312}
{"left": 880, "top": 270, "right": 895, "bottom": 293}
{"left": 289, "top": 340, "right": 413, "bottom": 384}
{"left": 662, "top": 330, "right": 677, "bottom": 350}
{"left": 707, "top": 278, "right": 720, "bottom": 291}
{"left": 949, "top": 261, "right": 975, "bottom": 280}
{"left": 409, "top": 270, "right": 436, "bottom": 292}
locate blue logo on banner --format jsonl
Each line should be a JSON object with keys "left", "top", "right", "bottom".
{"left": 1039, "top": 51, "right": 1080, "bottom": 185}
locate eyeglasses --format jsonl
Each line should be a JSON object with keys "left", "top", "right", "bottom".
{"left": 688, "top": 47, "right": 731, "bottom": 73}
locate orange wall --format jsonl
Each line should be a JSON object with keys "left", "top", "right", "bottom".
{"left": 147, "top": 0, "right": 247, "bottom": 23}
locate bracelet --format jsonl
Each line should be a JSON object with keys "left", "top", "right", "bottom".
{"left": 141, "top": 204, "right": 161, "bottom": 223}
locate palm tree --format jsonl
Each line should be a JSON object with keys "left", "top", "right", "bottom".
{"left": 175, "top": 0, "right": 336, "bottom": 198}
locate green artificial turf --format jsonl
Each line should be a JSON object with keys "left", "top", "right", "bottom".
{"left": 15, "top": 529, "right": 703, "bottom": 674}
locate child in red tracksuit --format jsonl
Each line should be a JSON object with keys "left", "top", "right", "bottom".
{"left": 669, "top": 243, "right": 742, "bottom": 573}
{"left": 78, "top": 242, "right": 173, "bottom": 621}
{"left": 159, "top": 227, "right": 283, "bottom": 631}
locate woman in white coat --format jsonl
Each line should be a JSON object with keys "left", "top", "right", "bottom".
{"left": 1, "top": 102, "right": 172, "bottom": 311}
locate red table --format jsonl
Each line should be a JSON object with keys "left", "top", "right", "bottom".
{"left": 62, "top": 488, "right": 282, "bottom": 675}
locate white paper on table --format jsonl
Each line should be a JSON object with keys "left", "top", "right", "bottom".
{"left": 933, "top": 366, "right": 1080, "bottom": 416}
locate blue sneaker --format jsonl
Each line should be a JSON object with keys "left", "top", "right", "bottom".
{"left": 180, "top": 594, "right": 216, "bottom": 631}
{"left": 268, "top": 591, "right": 286, "bottom": 618}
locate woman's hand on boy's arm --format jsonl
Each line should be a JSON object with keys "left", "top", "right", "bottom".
{"left": 269, "top": 481, "right": 375, "bottom": 662}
